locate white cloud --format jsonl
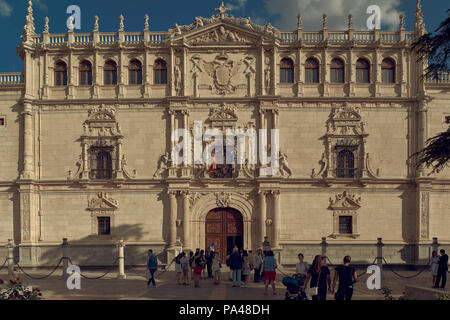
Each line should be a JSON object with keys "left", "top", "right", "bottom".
{"left": 0, "top": 0, "right": 12, "bottom": 17}
{"left": 264, "top": 0, "right": 404, "bottom": 30}
{"left": 226, "top": 0, "right": 247, "bottom": 10}
{"left": 33, "top": 0, "right": 48, "bottom": 11}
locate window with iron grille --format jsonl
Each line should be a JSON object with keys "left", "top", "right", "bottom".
{"left": 90, "top": 148, "right": 113, "bottom": 180}
{"left": 337, "top": 149, "right": 355, "bottom": 178}
{"left": 339, "top": 216, "right": 352, "bottom": 234}
{"left": 98, "top": 217, "right": 111, "bottom": 235}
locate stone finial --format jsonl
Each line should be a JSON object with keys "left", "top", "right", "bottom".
{"left": 399, "top": 14, "right": 405, "bottom": 30}
{"left": 215, "top": 1, "right": 231, "bottom": 20}
{"left": 414, "top": 0, "right": 426, "bottom": 36}
{"left": 119, "top": 14, "right": 124, "bottom": 32}
{"left": 43, "top": 17, "right": 49, "bottom": 33}
{"left": 297, "top": 13, "right": 302, "bottom": 30}
{"left": 93, "top": 15, "right": 99, "bottom": 32}
{"left": 144, "top": 14, "right": 149, "bottom": 31}
{"left": 24, "top": 0, "right": 35, "bottom": 36}
{"left": 348, "top": 14, "right": 353, "bottom": 30}
{"left": 323, "top": 14, "right": 328, "bottom": 30}
{"left": 68, "top": 16, "right": 74, "bottom": 32}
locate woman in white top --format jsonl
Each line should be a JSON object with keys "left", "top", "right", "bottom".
{"left": 430, "top": 250, "right": 440, "bottom": 287}
{"left": 296, "top": 253, "right": 308, "bottom": 275}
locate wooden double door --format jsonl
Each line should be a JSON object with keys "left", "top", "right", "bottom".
{"left": 205, "top": 208, "right": 243, "bottom": 260}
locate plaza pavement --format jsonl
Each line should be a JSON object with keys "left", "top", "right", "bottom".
{"left": 0, "top": 265, "right": 443, "bottom": 300}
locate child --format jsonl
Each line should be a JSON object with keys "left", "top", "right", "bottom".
{"left": 212, "top": 252, "right": 222, "bottom": 285}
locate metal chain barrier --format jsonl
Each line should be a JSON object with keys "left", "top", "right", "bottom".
{"left": 382, "top": 257, "right": 431, "bottom": 279}
{"left": 0, "top": 258, "right": 8, "bottom": 272}
{"left": 67, "top": 257, "right": 119, "bottom": 280}
{"left": 155, "top": 260, "right": 174, "bottom": 278}
{"left": 13, "top": 258, "right": 63, "bottom": 280}
{"left": 326, "top": 257, "right": 334, "bottom": 266}
{"left": 357, "top": 258, "right": 378, "bottom": 277}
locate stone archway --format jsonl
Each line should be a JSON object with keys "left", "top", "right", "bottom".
{"left": 205, "top": 208, "right": 243, "bottom": 259}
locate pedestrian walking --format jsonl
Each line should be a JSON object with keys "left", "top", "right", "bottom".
{"left": 174, "top": 253, "right": 183, "bottom": 285}
{"left": 147, "top": 249, "right": 158, "bottom": 287}
{"left": 295, "top": 253, "right": 308, "bottom": 276}
{"left": 331, "top": 255, "right": 357, "bottom": 301}
{"left": 434, "top": 249, "right": 448, "bottom": 289}
{"left": 180, "top": 252, "right": 189, "bottom": 286}
{"left": 200, "top": 249, "right": 207, "bottom": 280}
{"left": 431, "top": 250, "right": 439, "bottom": 287}
{"left": 242, "top": 250, "right": 250, "bottom": 286}
{"left": 206, "top": 247, "right": 213, "bottom": 279}
{"left": 193, "top": 251, "right": 203, "bottom": 288}
{"left": 303, "top": 255, "right": 331, "bottom": 301}
{"left": 189, "top": 250, "right": 196, "bottom": 279}
{"left": 212, "top": 252, "right": 222, "bottom": 285}
{"left": 229, "top": 247, "right": 243, "bottom": 287}
{"left": 253, "top": 249, "right": 263, "bottom": 283}
{"left": 263, "top": 250, "right": 278, "bottom": 295}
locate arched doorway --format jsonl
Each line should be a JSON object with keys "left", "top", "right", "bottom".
{"left": 205, "top": 208, "right": 243, "bottom": 259}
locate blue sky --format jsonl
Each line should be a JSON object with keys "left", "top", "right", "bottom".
{"left": 0, "top": 0, "right": 447, "bottom": 72}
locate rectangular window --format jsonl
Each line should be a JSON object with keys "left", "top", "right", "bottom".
{"left": 80, "top": 71, "right": 92, "bottom": 86}
{"left": 356, "top": 70, "right": 369, "bottom": 83}
{"left": 331, "top": 69, "right": 344, "bottom": 83}
{"left": 339, "top": 216, "right": 352, "bottom": 234}
{"left": 445, "top": 116, "right": 450, "bottom": 124}
{"left": 98, "top": 217, "right": 111, "bottom": 235}
{"left": 130, "top": 70, "right": 143, "bottom": 85}
{"left": 382, "top": 69, "right": 394, "bottom": 84}
{"left": 0, "top": 117, "right": 4, "bottom": 126}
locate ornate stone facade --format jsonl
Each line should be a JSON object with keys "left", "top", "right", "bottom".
{"left": 0, "top": 1, "right": 449, "bottom": 266}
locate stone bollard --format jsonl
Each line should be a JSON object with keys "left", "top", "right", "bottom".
{"left": 376, "top": 238, "right": 384, "bottom": 274}
{"left": 321, "top": 237, "right": 328, "bottom": 264}
{"left": 7, "top": 239, "right": 14, "bottom": 278}
{"left": 62, "top": 238, "right": 69, "bottom": 278}
{"left": 117, "top": 240, "right": 126, "bottom": 279}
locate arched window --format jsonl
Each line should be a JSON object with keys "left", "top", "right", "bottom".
{"left": 154, "top": 59, "right": 167, "bottom": 84}
{"left": 305, "top": 58, "right": 319, "bottom": 83}
{"left": 381, "top": 58, "right": 395, "bottom": 84}
{"left": 330, "top": 58, "right": 345, "bottom": 83}
{"left": 280, "top": 58, "right": 294, "bottom": 83}
{"left": 129, "top": 59, "right": 142, "bottom": 85}
{"left": 337, "top": 150, "right": 355, "bottom": 178}
{"left": 54, "top": 61, "right": 67, "bottom": 86}
{"left": 104, "top": 60, "right": 118, "bottom": 85}
{"left": 91, "top": 150, "right": 112, "bottom": 180}
{"left": 79, "top": 61, "right": 92, "bottom": 86}
{"left": 356, "top": 58, "right": 370, "bottom": 83}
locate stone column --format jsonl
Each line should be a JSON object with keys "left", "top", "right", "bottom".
{"left": 7, "top": 239, "right": 15, "bottom": 277}
{"left": 418, "top": 103, "right": 428, "bottom": 177}
{"left": 117, "top": 240, "right": 126, "bottom": 279}
{"left": 21, "top": 102, "right": 34, "bottom": 180}
{"left": 169, "top": 109, "right": 176, "bottom": 166}
{"left": 168, "top": 191, "right": 177, "bottom": 248}
{"left": 182, "top": 192, "right": 191, "bottom": 250}
{"left": 272, "top": 190, "right": 281, "bottom": 248}
{"left": 116, "top": 139, "right": 123, "bottom": 179}
{"left": 81, "top": 139, "right": 89, "bottom": 179}
{"left": 258, "top": 191, "right": 267, "bottom": 246}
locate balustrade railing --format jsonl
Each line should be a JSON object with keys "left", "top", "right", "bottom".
{"left": 426, "top": 71, "right": 450, "bottom": 83}
{"left": 0, "top": 73, "right": 24, "bottom": 85}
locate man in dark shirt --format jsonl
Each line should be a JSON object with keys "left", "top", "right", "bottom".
{"left": 434, "top": 249, "right": 449, "bottom": 289}
{"left": 205, "top": 247, "right": 213, "bottom": 279}
{"left": 331, "top": 255, "right": 357, "bottom": 301}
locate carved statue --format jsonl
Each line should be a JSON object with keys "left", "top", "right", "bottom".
{"left": 68, "top": 16, "right": 74, "bottom": 31}
{"left": 279, "top": 152, "right": 292, "bottom": 178}
{"left": 153, "top": 152, "right": 170, "bottom": 178}
{"left": 93, "top": 16, "right": 99, "bottom": 32}
{"left": 144, "top": 14, "right": 149, "bottom": 31}
{"left": 264, "top": 67, "right": 271, "bottom": 95}
{"left": 119, "top": 15, "right": 125, "bottom": 32}
{"left": 174, "top": 65, "right": 182, "bottom": 96}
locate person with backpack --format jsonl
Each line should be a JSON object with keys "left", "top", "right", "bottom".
{"left": 147, "top": 249, "right": 158, "bottom": 287}
{"left": 229, "top": 247, "right": 243, "bottom": 287}
{"left": 331, "top": 255, "right": 357, "bottom": 300}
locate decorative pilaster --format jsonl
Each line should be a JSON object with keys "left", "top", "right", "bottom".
{"left": 168, "top": 191, "right": 178, "bottom": 248}
{"left": 181, "top": 191, "right": 191, "bottom": 250}
{"left": 272, "top": 190, "right": 281, "bottom": 248}
{"left": 417, "top": 102, "right": 428, "bottom": 177}
{"left": 258, "top": 191, "right": 267, "bottom": 246}
{"left": 21, "top": 102, "right": 34, "bottom": 180}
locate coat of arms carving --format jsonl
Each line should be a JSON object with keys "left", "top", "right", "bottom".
{"left": 203, "top": 53, "right": 242, "bottom": 95}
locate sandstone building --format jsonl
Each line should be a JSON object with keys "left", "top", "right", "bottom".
{"left": 0, "top": 1, "right": 449, "bottom": 267}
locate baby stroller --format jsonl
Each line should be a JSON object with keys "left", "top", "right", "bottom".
{"left": 282, "top": 274, "right": 307, "bottom": 300}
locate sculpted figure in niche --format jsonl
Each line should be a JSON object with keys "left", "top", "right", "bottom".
{"left": 153, "top": 152, "right": 170, "bottom": 178}
{"left": 279, "top": 152, "right": 293, "bottom": 178}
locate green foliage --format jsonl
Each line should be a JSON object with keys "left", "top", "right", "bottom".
{"left": 381, "top": 286, "right": 394, "bottom": 300}
{"left": 412, "top": 9, "right": 450, "bottom": 77}
{"left": 0, "top": 274, "right": 43, "bottom": 300}
{"left": 413, "top": 128, "right": 450, "bottom": 174}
